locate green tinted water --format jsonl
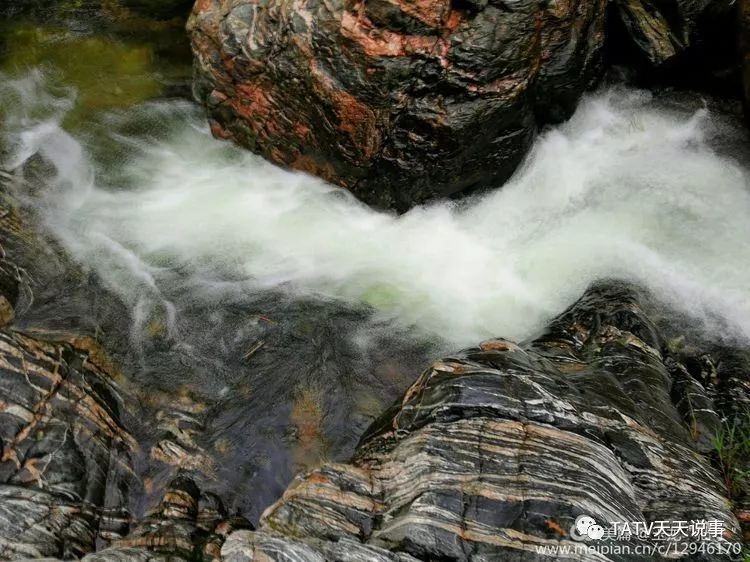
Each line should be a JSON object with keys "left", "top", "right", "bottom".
{"left": 0, "top": 4, "right": 192, "bottom": 128}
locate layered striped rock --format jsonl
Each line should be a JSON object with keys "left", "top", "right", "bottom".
{"left": 222, "top": 282, "right": 744, "bottom": 561}
{"left": 0, "top": 180, "right": 252, "bottom": 562}
{"left": 71, "top": 474, "right": 253, "bottom": 561}
{"left": 0, "top": 319, "right": 248, "bottom": 561}
{"left": 188, "top": 0, "right": 606, "bottom": 211}
{"left": 0, "top": 180, "right": 139, "bottom": 559}
{"left": 0, "top": 328, "right": 136, "bottom": 559}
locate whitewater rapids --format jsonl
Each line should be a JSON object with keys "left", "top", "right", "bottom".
{"left": 3, "top": 71, "right": 750, "bottom": 348}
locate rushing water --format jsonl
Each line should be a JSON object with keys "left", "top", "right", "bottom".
{"left": 2, "top": 11, "right": 750, "bottom": 520}
{"left": 4, "top": 72, "right": 750, "bottom": 347}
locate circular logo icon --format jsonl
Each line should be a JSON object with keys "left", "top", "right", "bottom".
{"left": 587, "top": 524, "right": 604, "bottom": 540}
{"left": 570, "top": 515, "right": 602, "bottom": 541}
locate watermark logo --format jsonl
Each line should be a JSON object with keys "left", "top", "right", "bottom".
{"left": 571, "top": 515, "right": 604, "bottom": 541}
{"left": 569, "top": 514, "right": 728, "bottom": 542}
{"left": 537, "top": 514, "right": 743, "bottom": 558}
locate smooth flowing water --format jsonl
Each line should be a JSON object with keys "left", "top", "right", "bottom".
{"left": 2, "top": 9, "right": 750, "bottom": 519}
{"left": 6, "top": 75, "right": 750, "bottom": 346}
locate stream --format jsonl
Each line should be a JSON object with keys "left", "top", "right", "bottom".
{"left": 2, "top": 6, "right": 750, "bottom": 523}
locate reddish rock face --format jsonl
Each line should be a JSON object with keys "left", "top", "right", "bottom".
{"left": 188, "top": 0, "right": 606, "bottom": 210}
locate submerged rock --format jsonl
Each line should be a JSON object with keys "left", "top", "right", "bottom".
{"left": 188, "top": 0, "right": 606, "bottom": 210}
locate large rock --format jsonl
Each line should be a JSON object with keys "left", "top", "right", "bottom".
{"left": 188, "top": 0, "right": 606, "bottom": 210}
{"left": 218, "top": 282, "right": 746, "bottom": 560}
{"left": 0, "top": 328, "right": 136, "bottom": 559}
{"left": 0, "top": 317, "right": 250, "bottom": 561}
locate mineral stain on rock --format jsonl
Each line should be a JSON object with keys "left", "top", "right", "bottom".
{"left": 188, "top": 0, "right": 607, "bottom": 210}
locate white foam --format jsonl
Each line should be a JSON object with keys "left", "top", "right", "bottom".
{"left": 4, "top": 73, "right": 750, "bottom": 346}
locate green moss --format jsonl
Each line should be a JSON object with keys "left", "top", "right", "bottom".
{"left": 1, "top": 24, "right": 163, "bottom": 126}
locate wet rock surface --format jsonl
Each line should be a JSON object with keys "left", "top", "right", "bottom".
{"left": 188, "top": 0, "right": 606, "bottom": 211}
{"left": 609, "top": 0, "right": 730, "bottom": 66}
{"left": 0, "top": 329, "right": 135, "bottom": 559}
{"left": 221, "top": 282, "right": 748, "bottom": 561}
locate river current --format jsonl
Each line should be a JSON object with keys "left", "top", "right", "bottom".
{"left": 2, "top": 13, "right": 750, "bottom": 520}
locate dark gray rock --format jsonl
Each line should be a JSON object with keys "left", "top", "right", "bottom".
{"left": 77, "top": 474, "right": 253, "bottom": 561}
{"left": 220, "top": 282, "right": 746, "bottom": 560}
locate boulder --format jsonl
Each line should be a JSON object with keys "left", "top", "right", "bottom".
{"left": 218, "top": 282, "right": 746, "bottom": 560}
{"left": 0, "top": 319, "right": 251, "bottom": 561}
{"left": 188, "top": 0, "right": 606, "bottom": 210}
